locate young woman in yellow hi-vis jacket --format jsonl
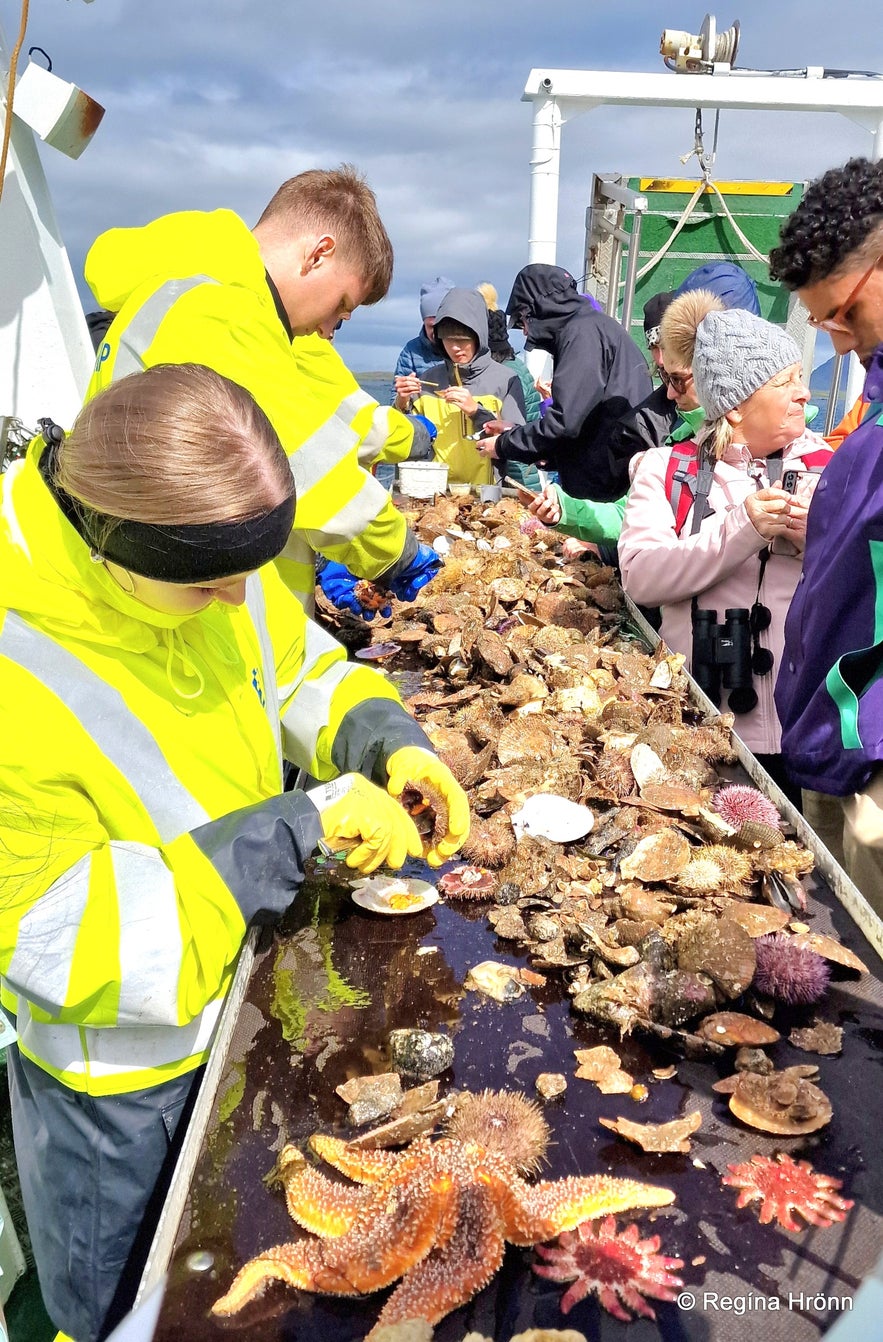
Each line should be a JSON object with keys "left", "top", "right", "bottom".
{"left": 0, "top": 364, "right": 468, "bottom": 1342}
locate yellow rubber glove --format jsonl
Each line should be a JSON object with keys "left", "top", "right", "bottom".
{"left": 385, "top": 746, "right": 471, "bottom": 868}
{"left": 314, "top": 773, "right": 423, "bottom": 874}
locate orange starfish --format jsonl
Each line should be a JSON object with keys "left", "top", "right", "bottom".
{"left": 212, "top": 1093, "right": 675, "bottom": 1338}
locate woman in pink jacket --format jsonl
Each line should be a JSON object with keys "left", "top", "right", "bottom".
{"left": 619, "top": 294, "right": 833, "bottom": 805}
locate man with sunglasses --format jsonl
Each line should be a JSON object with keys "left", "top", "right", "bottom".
{"left": 770, "top": 156, "right": 883, "bottom": 908}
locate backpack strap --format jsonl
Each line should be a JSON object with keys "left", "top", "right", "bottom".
{"left": 664, "top": 441, "right": 700, "bottom": 537}
{"left": 664, "top": 439, "right": 717, "bottom": 537}
{"left": 799, "top": 446, "right": 834, "bottom": 474}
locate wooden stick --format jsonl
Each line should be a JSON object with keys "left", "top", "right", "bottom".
{"left": 502, "top": 475, "right": 539, "bottom": 499}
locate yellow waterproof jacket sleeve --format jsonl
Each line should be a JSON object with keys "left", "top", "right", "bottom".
{"left": 292, "top": 334, "right": 417, "bottom": 467}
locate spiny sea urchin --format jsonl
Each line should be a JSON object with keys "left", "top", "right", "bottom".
{"left": 675, "top": 844, "right": 753, "bottom": 895}
{"left": 753, "top": 934, "right": 831, "bottom": 1006}
{"left": 399, "top": 778, "right": 449, "bottom": 847}
{"left": 713, "top": 784, "right": 782, "bottom": 831}
{"left": 462, "top": 814, "right": 516, "bottom": 868}
{"left": 443, "top": 1088, "right": 550, "bottom": 1175}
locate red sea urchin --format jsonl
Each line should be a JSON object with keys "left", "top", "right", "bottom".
{"left": 722, "top": 1153, "right": 854, "bottom": 1232}
{"left": 713, "top": 784, "right": 781, "bottom": 831}
{"left": 534, "top": 1216, "right": 685, "bottom": 1321}
{"left": 753, "top": 934, "right": 830, "bottom": 1005}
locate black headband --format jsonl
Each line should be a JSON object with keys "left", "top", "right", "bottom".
{"left": 39, "top": 432, "right": 295, "bottom": 584}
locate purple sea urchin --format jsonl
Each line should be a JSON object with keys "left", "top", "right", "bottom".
{"left": 713, "top": 784, "right": 781, "bottom": 831}
{"left": 754, "top": 934, "right": 830, "bottom": 1005}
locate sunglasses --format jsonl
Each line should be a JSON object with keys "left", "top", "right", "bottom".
{"left": 807, "top": 251, "right": 883, "bottom": 333}
{"left": 660, "top": 368, "right": 693, "bottom": 394}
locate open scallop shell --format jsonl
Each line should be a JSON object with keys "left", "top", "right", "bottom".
{"left": 350, "top": 876, "right": 439, "bottom": 916}
{"left": 510, "top": 793, "right": 594, "bottom": 843}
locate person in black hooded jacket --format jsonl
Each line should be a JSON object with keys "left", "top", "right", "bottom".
{"left": 476, "top": 264, "right": 652, "bottom": 501}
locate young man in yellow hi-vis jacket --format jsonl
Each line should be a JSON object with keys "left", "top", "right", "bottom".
{"left": 84, "top": 165, "right": 440, "bottom": 617}
{"left": 0, "top": 366, "right": 467, "bottom": 1342}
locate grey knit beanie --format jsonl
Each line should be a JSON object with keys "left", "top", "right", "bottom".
{"left": 692, "top": 309, "right": 802, "bottom": 420}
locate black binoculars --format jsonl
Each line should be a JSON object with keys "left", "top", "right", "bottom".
{"left": 691, "top": 607, "right": 758, "bottom": 714}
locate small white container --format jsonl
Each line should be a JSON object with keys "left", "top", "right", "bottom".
{"left": 398, "top": 461, "right": 449, "bottom": 498}
{"left": 480, "top": 483, "right": 503, "bottom": 503}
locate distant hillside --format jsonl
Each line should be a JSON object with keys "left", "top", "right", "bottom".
{"left": 810, "top": 356, "right": 850, "bottom": 424}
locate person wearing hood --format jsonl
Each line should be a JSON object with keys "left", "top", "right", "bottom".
{"left": 476, "top": 265, "right": 652, "bottom": 500}
{"left": 85, "top": 165, "right": 441, "bottom": 621}
{"left": 391, "top": 276, "right": 456, "bottom": 387}
{"left": 0, "top": 364, "right": 468, "bottom": 1342}
{"left": 394, "top": 287, "right": 526, "bottom": 485}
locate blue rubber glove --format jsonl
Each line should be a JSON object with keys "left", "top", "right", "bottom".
{"left": 316, "top": 561, "right": 391, "bottom": 620}
{"left": 385, "top": 544, "right": 442, "bottom": 603}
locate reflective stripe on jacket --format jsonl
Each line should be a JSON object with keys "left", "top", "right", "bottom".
{"left": 85, "top": 209, "right": 409, "bottom": 610}
{"left": 292, "top": 334, "right": 416, "bottom": 468}
{"left": 0, "top": 446, "right": 418, "bottom": 1095}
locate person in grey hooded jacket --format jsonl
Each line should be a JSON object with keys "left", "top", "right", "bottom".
{"left": 394, "top": 287, "right": 526, "bottom": 485}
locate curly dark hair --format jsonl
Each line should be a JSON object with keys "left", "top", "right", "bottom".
{"left": 769, "top": 157, "right": 883, "bottom": 289}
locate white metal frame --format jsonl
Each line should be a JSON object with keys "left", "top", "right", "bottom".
{"left": 523, "top": 66, "right": 883, "bottom": 409}
{"left": 523, "top": 68, "right": 883, "bottom": 265}
{"left": 0, "top": 22, "right": 94, "bottom": 430}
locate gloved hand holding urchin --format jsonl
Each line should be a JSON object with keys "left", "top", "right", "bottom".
{"left": 385, "top": 747, "right": 470, "bottom": 867}
{"left": 308, "top": 774, "right": 423, "bottom": 874}
{"left": 316, "top": 559, "right": 391, "bottom": 620}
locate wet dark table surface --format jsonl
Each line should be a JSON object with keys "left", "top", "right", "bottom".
{"left": 153, "top": 856, "right": 883, "bottom": 1342}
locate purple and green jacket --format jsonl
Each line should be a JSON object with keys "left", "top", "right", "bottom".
{"left": 776, "top": 346, "right": 883, "bottom": 795}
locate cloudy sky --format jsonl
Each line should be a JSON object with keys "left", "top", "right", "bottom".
{"left": 8, "top": 0, "right": 883, "bottom": 372}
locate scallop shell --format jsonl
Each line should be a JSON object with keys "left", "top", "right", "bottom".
{"left": 724, "top": 905, "right": 791, "bottom": 938}
{"left": 511, "top": 794, "right": 594, "bottom": 843}
{"left": 630, "top": 743, "right": 668, "bottom": 790}
{"left": 791, "top": 932, "right": 869, "bottom": 974}
{"left": 675, "top": 916, "right": 757, "bottom": 1000}
{"left": 639, "top": 781, "right": 704, "bottom": 814}
{"left": 697, "top": 1013, "right": 781, "bottom": 1048}
{"left": 718, "top": 1066, "right": 833, "bottom": 1135}
{"left": 354, "top": 642, "right": 401, "bottom": 661}
{"left": 497, "top": 718, "right": 556, "bottom": 766}
{"left": 619, "top": 830, "right": 692, "bottom": 883}
{"left": 350, "top": 876, "right": 438, "bottom": 916}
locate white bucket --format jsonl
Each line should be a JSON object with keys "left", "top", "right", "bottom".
{"left": 397, "top": 461, "right": 449, "bottom": 499}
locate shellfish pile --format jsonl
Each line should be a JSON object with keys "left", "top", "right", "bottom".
{"left": 318, "top": 493, "right": 866, "bottom": 1134}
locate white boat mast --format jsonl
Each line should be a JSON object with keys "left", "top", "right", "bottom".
{"left": 0, "top": 14, "right": 101, "bottom": 434}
